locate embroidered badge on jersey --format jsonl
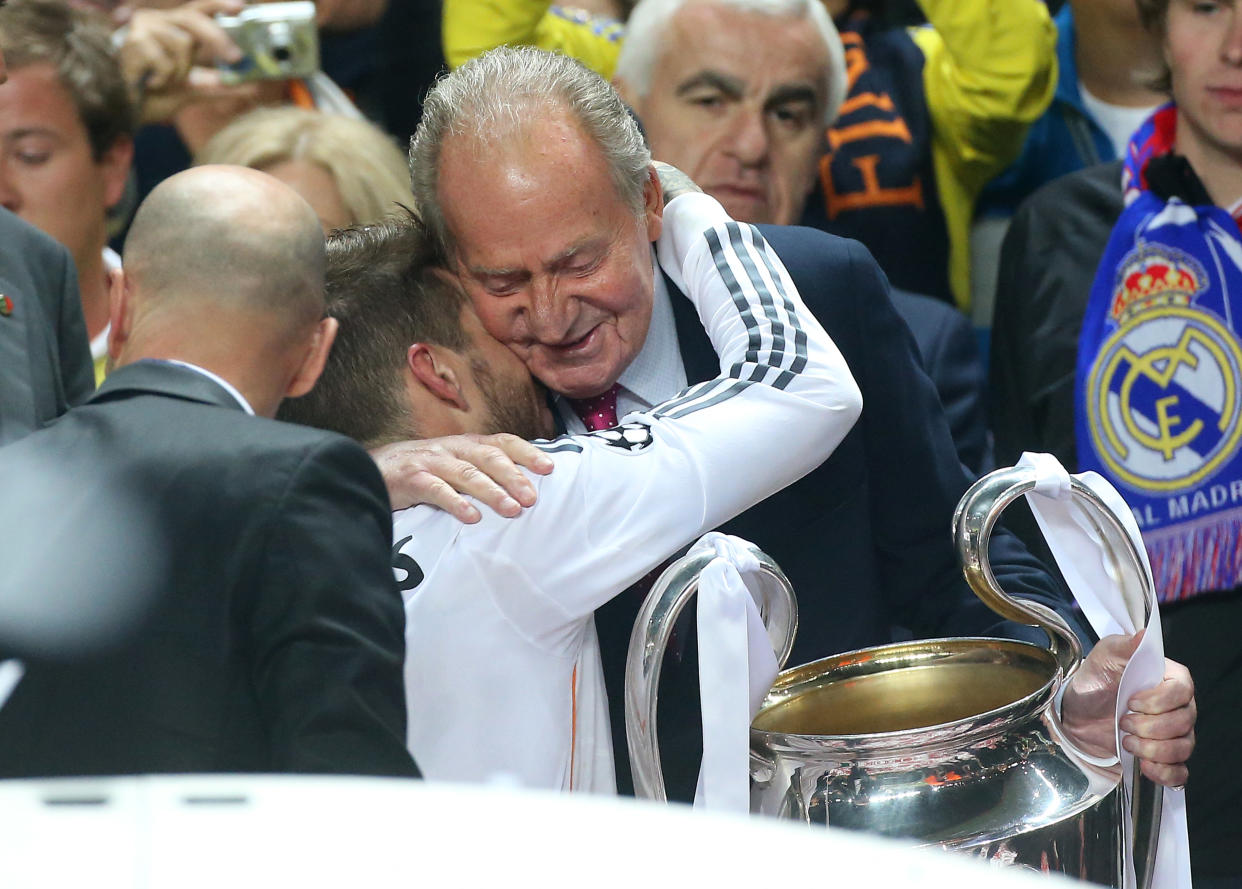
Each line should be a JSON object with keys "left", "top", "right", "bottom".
{"left": 585, "top": 422, "right": 654, "bottom": 454}
{"left": 1085, "top": 243, "right": 1242, "bottom": 494}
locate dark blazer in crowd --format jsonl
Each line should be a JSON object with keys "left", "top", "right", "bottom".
{"left": 0, "top": 361, "right": 418, "bottom": 779}
{"left": 892, "top": 287, "right": 991, "bottom": 474}
{"left": 990, "top": 159, "right": 1125, "bottom": 469}
{"left": 0, "top": 207, "right": 94, "bottom": 446}
{"left": 596, "top": 224, "right": 1083, "bottom": 799}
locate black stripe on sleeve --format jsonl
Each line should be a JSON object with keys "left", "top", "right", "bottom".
{"left": 533, "top": 438, "right": 583, "bottom": 454}
{"left": 704, "top": 226, "right": 763, "bottom": 368}
{"left": 726, "top": 222, "right": 789, "bottom": 384}
{"left": 744, "top": 224, "right": 807, "bottom": 380}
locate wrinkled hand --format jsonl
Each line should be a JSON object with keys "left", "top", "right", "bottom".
{"left": 370, "top": 434, "right": 554, "bottom": 522}
{"left": 117, "top": 0, "right": 251, "bottom": 123}
{"left": 1060, "top": 632, "right": 1196, "bottom": 787}
{"left": 652, "top": 161, "right": 703, "bottom": 204}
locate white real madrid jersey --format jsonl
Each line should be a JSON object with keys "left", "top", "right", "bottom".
{"left": 393, "top": 193, "right": 863, "bottom": 793}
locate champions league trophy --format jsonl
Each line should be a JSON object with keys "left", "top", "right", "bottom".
{"left": 626, "top": 465, "right": 1162, "bottom": 888}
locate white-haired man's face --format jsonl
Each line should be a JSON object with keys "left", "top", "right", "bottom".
{"left": 618, "top": 2, "right": 829, "bottom": 226}
{"left": 436, "top": 112, "right": 663, "bottom": 401}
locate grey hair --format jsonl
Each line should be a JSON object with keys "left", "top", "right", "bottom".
{"left": 409, "top": 45, "right": 652, "bottom": 257}
{"left": 615, "top": 0, "right": 849, "bottom": 128}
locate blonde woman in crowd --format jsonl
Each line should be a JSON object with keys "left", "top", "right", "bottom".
{"left": 196, "top": 106, "right": 413, "bottom": 231}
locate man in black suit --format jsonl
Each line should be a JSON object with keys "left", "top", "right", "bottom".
{"left": 0, "top": 165, "right": 418, "bottom": 779}
{"left": 405, "top": 46, "right": 1195, "bottom": 799}
{"left": 0, "top": 30, "right": 94, "bottom": 445}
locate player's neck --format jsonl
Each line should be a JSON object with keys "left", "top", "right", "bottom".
{"left": 115, "top": 314, "right": 301, "bottom": 418}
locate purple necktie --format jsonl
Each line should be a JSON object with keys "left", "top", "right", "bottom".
{"left": 569, "top": 383, "right": 622, "bottom": 431}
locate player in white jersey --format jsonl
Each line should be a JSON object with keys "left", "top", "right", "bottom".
{"left": 281, "top": 184, "right": 863, "bottom": 792}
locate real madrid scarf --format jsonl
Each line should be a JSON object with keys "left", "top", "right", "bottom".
{"left": 1077, "top": 104, "right": 1242, "bottom": 602}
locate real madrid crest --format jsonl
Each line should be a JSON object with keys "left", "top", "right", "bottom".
{"left": 1086, "top": 242, "right": 1242, "bottom": 492}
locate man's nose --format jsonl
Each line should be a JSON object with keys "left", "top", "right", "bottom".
{"left": 725, "top": 108, "right": 771, "bottom": 166}
{"left": 1222, "top": 7, "right": 1242, "bottom": 65}
{"left": 526, "top": 277, "right": 573, "bottom": 342}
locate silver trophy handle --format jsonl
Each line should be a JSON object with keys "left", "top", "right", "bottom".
{"left": 624, "top": 543, "right": 797, "bottom": 801}
{"left": 953, "top": 466, "right": 1086, "bottom": 681}
{"left": 952, "top": 464, "right": 1162, "bottom": 889}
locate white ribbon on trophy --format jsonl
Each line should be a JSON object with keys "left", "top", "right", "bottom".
{"left": 1018, "top": 451, "right": 1192, "bottom": 889}
{"left": 688, "top": 532, "right": 779, "bottom": 815}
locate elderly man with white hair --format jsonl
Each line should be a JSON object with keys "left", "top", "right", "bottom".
{"left": 443, "top": 0, "right": 1058, "bottom": 309}
{"left": 611, "top": 0, "right": 993, "bottom": 473}
{"left": 614, "top": 0, "right": 846, "bottom": 229}
{"left": 384, "top": 45, "right": 1195, "bottom": 803}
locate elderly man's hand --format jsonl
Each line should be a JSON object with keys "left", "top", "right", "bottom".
{"left": 653, "top": 161, "right": 703, "bottom": 204}
{"left": 370, "top": 434, "right": 554, "bottom": 521}
{"left": 1060, "top": 632, "right": 1196, "bottom": 787}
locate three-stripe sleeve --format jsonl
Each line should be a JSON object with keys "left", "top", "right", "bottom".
{"left": 654, "top": 221, "right": 809, "bottom": 421}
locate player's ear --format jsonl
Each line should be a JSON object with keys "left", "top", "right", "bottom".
{"left": 407, "top": 343, "right": 469, "bottom": 412}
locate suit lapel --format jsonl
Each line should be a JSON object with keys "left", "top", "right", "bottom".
{"left": 89, "top": 361, "right": 248, "bottom": 412}
{"left": 664, "top": 269, "right": 718, "bottom": 387}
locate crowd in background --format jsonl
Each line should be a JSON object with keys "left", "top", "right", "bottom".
{"left": 0, "top": 0, "right": 1236, "bottom": 885}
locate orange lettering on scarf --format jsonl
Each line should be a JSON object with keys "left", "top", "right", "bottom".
{"left": 842, "top": 32, "right": 868, "bottom": 91}
{"left": 820, "top": 153, "right": 924, "bottom": 218}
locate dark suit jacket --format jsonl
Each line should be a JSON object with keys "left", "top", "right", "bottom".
{"left": 891, "top": 288, "right": 991, "bottom": 474}
{"left": 0, "top": 208, "right": 94, "bottom": 446}
{"left": 596, "top": 225, "right": 1081, "bottom": 799}
{"left": 0, "top": 361, "right": 418, "bottom": 779}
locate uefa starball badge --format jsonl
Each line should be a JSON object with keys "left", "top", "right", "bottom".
{"left": 0, "top": 294, "right": 13, "bottom": 317}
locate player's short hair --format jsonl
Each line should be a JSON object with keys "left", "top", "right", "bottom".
{"left": 0, "top": 0, "right": 135, "bottom": 159}
{"left": 615, "top": 0, "right": 848, "bottom": 127}
{"left": 277, "top": 209, "right": 470, "bottom": 447}
{"left": 409, "top": 45, "right": 651, "bottom": 258}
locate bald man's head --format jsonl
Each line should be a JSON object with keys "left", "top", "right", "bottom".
{"left": 123, "top": 165, "right": 326, "bottom": 328}
{"left": 111, "top": 166, "right": 339, "bottom": 418}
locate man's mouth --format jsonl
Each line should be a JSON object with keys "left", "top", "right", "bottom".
{"left": 1207, "top": 86, "right": 1242, "bottom": 105}
{"left": 544, "top": 325, "right": 602, "bottom": 361}
{"left": 711, "top": 183, "right": 767, "bottom": 205}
